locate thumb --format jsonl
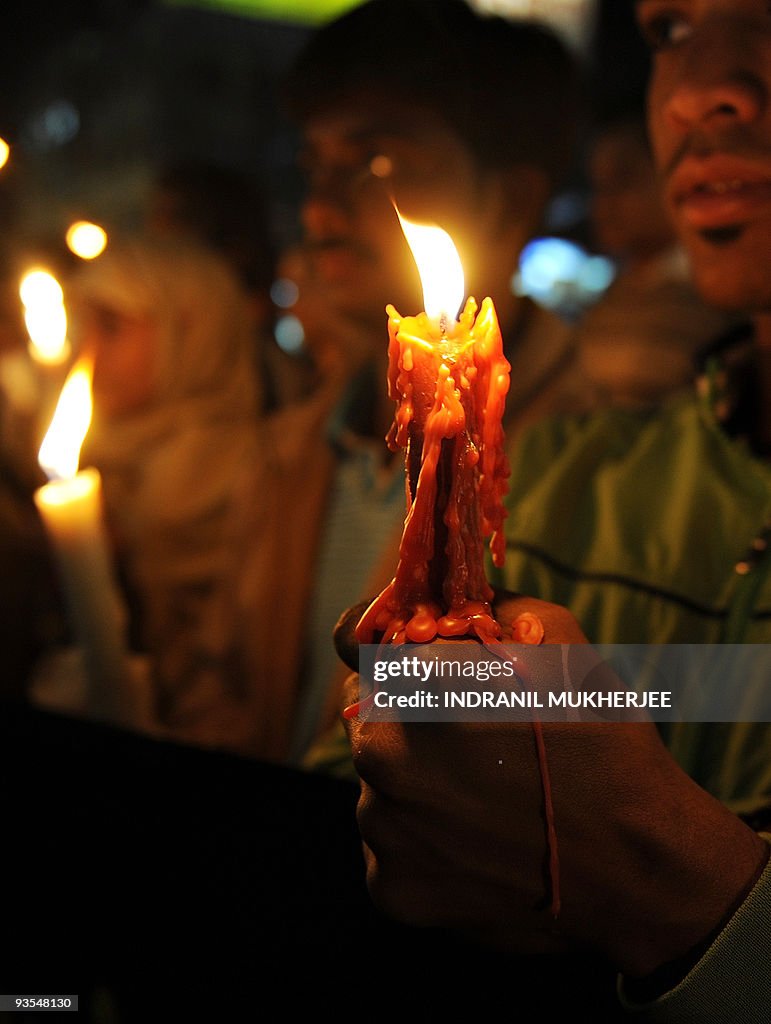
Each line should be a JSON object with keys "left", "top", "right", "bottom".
{"left": 334, "top": 601, "right": 370, "bottom": 671}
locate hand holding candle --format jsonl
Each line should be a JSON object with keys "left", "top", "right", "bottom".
{"left": 356, "top": 214, "right": 511, "bottom": 647}
{"left": 349, "top": 213, "right": 559, "bottom": 916}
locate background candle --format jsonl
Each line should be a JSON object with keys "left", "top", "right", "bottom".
{"left": 34, "top": 359, "right": 135, "bottom": 725}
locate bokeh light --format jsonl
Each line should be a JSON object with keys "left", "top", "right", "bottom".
{"left": 274, "top": 314, "right": 305, "bottom": 354}
{"left": 270, "top": 277, "right": 299, "bottom": 309}
{"left": 514, "top": 236, "right": 616, "bottom": 319}
{"left": 66, "top": 221, "right": 108, "bottom": 260}
{"left": 19, "top": 269, "right": 64, "bottom": 309}
{"left": 19, "top": 269, "right": 70, "bottom": 366}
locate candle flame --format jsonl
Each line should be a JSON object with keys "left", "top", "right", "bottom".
{"left": 39, "top": 358, "right": 94, "bottom": 481}
{"left": 20, "top": 269, "right": 63, "bottom": 308}
{"left": 397, "top": 211, "right": 465, "bottom": 322}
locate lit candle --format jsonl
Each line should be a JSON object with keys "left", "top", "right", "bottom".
{"left": 351, "top": 220, "right": 560, "bottom": 917}
{"left": 356, "top": 214, "right": 511, "bottom": 646}
{"left": 34, "top": 358, "right": 134, "bottom": 724}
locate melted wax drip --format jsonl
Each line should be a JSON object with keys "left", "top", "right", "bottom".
{"left": 351, "top": 296, "right": 560, "bottom": 918}
{"left": 356, "top": 296, "right": 510, "bottom": 647}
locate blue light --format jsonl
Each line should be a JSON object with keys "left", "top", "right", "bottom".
{"left": 579, "top": 255, "right": 616, "bottom": 294}
{"left": 26, "top": 100, "right": 80, "bottom": 151}
{"left": 270, "top": 277, "right": 299, "bottom": 309}
{"left": 274, "top": 314, "right": 305, "bottom": 354}
{"left": 515, "top": 236, "right": 616, "bottom": 318}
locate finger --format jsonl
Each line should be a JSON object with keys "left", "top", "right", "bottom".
{"left": 340, "top": 673, "right": 406, "bottom": 787}
{"left": 340, "top": 671, "right": 361, "bottom": 717}
{"left": 358, "top": 786, "right": 561, "bottom": 939}
{"left": 333, "top": 601, "right": 370, "bottom": 670}
{"left": 356, "top": 785, "right": 447, "bottom": 926}
{"left": 340, "top": 671, "right": 364, "bottom": 746}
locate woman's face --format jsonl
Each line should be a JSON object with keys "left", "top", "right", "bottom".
{"left": 77, "top": 300, "right": 157, "bottom": 417}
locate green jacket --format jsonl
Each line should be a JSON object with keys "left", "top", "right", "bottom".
{"left": 501, "top": 394, "right": 771, "bottom": 645}
{"left": 498, "top": 387, "right": 771, "bottom": 1018}
{"left": 497, "top": 391, "right": 771, "bottom": 816}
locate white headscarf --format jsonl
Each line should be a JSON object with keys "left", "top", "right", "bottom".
{"left": 65, "top": 239, "right": 267, "bottom": 747}
{"left": 70, "top": 236, "right": 260, "bottom": 433}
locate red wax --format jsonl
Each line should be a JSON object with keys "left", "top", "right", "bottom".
{"left": 356, "top": 296, "right": 510, "bottom": 646}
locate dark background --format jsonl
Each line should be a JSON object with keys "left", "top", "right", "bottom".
{"left": 0, "top": 699, "right": 625, "bottom": 1020}
{"left": 0, "top": 0, "right": 651, "bottom": 260}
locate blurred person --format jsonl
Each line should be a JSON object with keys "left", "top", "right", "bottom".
{"left": 48, "top": 237, "right": 270, "bottom": 753}
{"left": 273, "top": 241, "right": 374, "bottom": 388}
{"left": 245, "top": 0, "right": 601, "bottom": 762}
{"left": 285, "top": 0, "right": 602, "bottom": 440}
{"left": 577, "top": 111, "right": 736, "bottom": 404}
{"left": 145, "top": 158, "right": 314, "bottom": 410}
{"left": 335, "top": 0, "right": 771, "bottom": 1019}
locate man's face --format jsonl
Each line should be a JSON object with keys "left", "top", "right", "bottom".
{"left": 640, "top": 0, "right": 771, "bottom": 312}
{"left": 298, "top": 94, "right": 493, "bottom": 328}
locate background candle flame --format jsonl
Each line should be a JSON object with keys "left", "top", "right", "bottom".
{"left": 20, "top": 268, "right": 70, "bottom": 366}
{"left": 66, "top": 220, "right": 108, "bottom": 260}
{"left": 39, "top": 359, "right": 94, "bottom": 481}
{"left": 397, "top": 211, "right": 465, "bottom": 322}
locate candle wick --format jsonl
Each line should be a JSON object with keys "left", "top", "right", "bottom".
{"left": 439, "top": 312, "right": 448, "bottom": 337}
